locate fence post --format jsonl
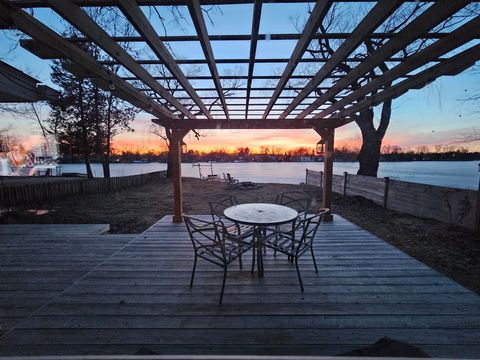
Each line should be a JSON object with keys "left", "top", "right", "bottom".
{"left": 343, "top": 172, "right": 348, "bottom": 196}
{"left": 320, "top": 171, "right": 323, "bottom": 189}
{"left": 383, "top": 176, "right": 390, "bottom": 208}
{"left": 305, "top": 169, "right": 308, "bottom": 185}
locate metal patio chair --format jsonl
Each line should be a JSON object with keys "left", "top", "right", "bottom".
{"left": 268, "top": 191, "right": 314, "bottom": 256}
{"left": 208, "top": 194, "right": 255, "bottom": 239}
{"left": 209, "top": 194, "right": 256, "bottom": 269}
{"left": 275, "top": 191, "right": 312, "bottom": 217}
{"left": 184, "top": 215, "right": 254, "bottom": 304}
{"left": 264, "top": 208, "right": 328, "bottom": 292}
{"left": 223, "top": 172, "right": 240, "bottom": 189}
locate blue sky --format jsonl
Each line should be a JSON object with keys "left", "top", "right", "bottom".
{"left": 0, "top": 2, "right": 478, "bottom": 152}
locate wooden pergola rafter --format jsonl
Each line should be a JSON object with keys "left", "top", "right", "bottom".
{"left": 46, "top": 0, "right": 196, "bottom": 119}
{"left": 315, "top": 15, "right": 480, "bottom": 119}
{"left": 245, "top": 0, "right": 262, "bottom": 119}
{"left": 338, "top": 43, "right": 480, "bottom": 119}
{"left": 294, "top": 0, "right": 474, "bottom": 119}
{"left": 188, "top": 0, "right": 230, "bottom": 119}
{"left": 279, "top": 0, "right": 403, "bottom": 119}
{"left": 262, "top": 0, "right": 333, "bottom": 119}
{"left": 1, "top": 0, "right": 478, "bottom": 222}
{"left": 117, "top": 0, "right": 213, "bottom": 119}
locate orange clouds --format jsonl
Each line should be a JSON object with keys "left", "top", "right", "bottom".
{"left": 113, "top": 118, "right": 363, "bottom": 153}
{"left": 96, "top": 116, "right": 480, "bottom": 155}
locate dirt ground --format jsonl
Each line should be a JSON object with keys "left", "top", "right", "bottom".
{"left": 1, "top": 177, "right": 479, "bottom": 294}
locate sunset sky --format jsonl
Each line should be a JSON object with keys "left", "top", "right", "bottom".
{"left": 0, "top": 3, "right": 478, "bottom": 153}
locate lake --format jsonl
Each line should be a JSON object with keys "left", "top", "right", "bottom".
{"left": 60, "top": 161, "right": 479, "bottom": 190}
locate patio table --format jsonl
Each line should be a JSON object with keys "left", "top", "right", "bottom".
{"left": 224, "top": 203, "right": 298, "bottom": 277}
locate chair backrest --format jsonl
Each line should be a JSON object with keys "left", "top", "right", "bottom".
{"left": 276, "top": 191, "right": 312, "bottom": 214}
{"left": 183, "top": 215, "right": 226, "bottom": 260}
{"left": 294, "top": 208, "right": 328, "bottom": 253}
{"left": 208, "top": 194, "right": 239, "bottom": 221}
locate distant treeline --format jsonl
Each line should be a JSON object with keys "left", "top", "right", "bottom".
{"left": 59, "top": 146, "right": 480, "bottom": 163}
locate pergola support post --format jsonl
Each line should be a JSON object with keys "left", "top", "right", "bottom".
{"left": 170, "top": 128, "right": 189, "bottom": 223}
{"left": 315, "top": 127, "right": 335, "bottom": 222}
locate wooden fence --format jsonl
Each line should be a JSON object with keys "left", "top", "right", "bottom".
{"left": 0, "top": 171, "right": 166, "bottom": 206}
{"left": 306, "top": 169, "right": 478, "bottom": 230}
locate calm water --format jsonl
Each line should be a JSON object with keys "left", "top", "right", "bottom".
{"left": 60, "top": 161, "right": 479, "bottom": 190}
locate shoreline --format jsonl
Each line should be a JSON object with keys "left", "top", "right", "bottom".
{"left": 32, "top": 162, "right": 480, "bottom": 190}
{"left": 57, "top": 159, "right": 480, "bottom": 164}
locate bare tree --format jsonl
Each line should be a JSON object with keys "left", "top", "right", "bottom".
{"left": 293, "top": 3, "right": 479, "bottom": 176}
{"left": 47, "top": 7, "right": 139, "bottom": 178}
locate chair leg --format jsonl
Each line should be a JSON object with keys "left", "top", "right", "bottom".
{"left": 310, "top": 247, "right": 318, "bottom": 273}
{"left": 251, "top": 247, "right": 256, "bottom": 274}
{"left": 295, "top": 257, "right": 304, "bottom": 292}
{"left": 190, "top": 255, "right": 197, "bottom": 287}
{"left": 219, "top": 266, "right": 227, "bottom": 304}
{"left": 239, "top": 254, "right": 243, "bottom": 269}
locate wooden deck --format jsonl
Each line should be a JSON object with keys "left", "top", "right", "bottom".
{"left": 0, "top": 216, "right": 479, "bottom": 357}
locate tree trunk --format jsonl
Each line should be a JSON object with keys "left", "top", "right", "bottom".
{"left": 102, "top": 156, "right": 111, "bottom": 178}
{"left": 84, "top": 153, "right": 94, "bottom": 179}
{"left": 355, "top": 108, "right": 382, "bottom": 177}
{"left": 357, "top": 132, "right": 382, "bottom": 176}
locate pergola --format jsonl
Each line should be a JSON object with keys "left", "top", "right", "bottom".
{"left": 1, "top": 0, "right": 479, "bottom": 222}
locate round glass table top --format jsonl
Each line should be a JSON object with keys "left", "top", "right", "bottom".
{"left": 224, "top": 203, "right": 298, "bottom": 226}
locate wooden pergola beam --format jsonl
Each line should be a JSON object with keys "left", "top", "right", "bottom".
{"left": 0, "top": 0, "right": 176, "bottom": 119}
{"left": 46, "top": 0, "right": 195, "bottom": 119}
{"left": 117, "top": 0, "right": 212, "bottom": 119}
{"left": 172, "top": 96, "right": 338, "bottom": 100}
{"left": 262, "top": 0, "right": 333, "bottom": 120}
{"left": 188, "top": 0, "right": 229, "bottom": 119}
{"left": 137, "top": 86, "right": 349, "bottom": 92}
{"left": 122, "top": 74, "right": 411, "bottom": 81}
{"left": 338, "top": 44, "right": 480, "bottom": 118}
{"left": 39, "top": 32, "right": 474, "bottom": 44}
{"left": 10, "top": 0, "right": 458, "bottom": 7}
{"left": 296, "top": 0, "right": 472, "bottom": 119}
{"left": 0, "top": 60, "right": 59, "bottom": 102}
{"left": 209, "top": 104, "right": 339, "bottom": 109}
{"left": 98, "top": 57, "right": 445, "bottom": 65}
{"left": 245, "top": 0, "right": 262, "bottom": 119}
{"left": 314, "top": 15, "right": 480, "bottom": 119}
{"left": 19, "top": 40, "right": 446, "bottom": 65}
{"left": 152, "top": 118, "right": 347, "bottom": 129}
{"left": 279, "top": 0, "right": 402, "bottom": 120}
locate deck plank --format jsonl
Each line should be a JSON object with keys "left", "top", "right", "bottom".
{"left": 0, "top": 215, "right": 479, "bottom": 357}
{"left": 0, "top": 225, "right": 133, "bottom": 336}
